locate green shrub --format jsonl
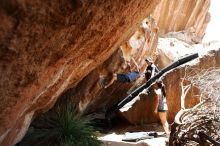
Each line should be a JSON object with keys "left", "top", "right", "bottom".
{"left": 19, "top": 104, "right": 102, "bottom": 146}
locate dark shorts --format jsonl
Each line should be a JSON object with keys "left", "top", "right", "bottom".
{"left": 117, "top": 74, "right": 130, "bottom": 83}
{"left": 158, "top": 100, "right": 168, "bottom": 112}
{"left": 158, "top": 109, "right": 167, "bottom": 112}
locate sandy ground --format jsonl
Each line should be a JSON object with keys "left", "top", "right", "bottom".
{"left": 99, "top": 123, "right": 168, "bottom": 146}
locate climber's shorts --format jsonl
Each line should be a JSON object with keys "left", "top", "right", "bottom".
{"left": 127, "top": 71, "right": 140, "bottom": 82}
{"left": 117, "top": 74, "right": 130, "bottom": 83}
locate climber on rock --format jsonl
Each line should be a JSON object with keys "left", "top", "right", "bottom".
{"left": 104, "top": 58, "right": 140, "bottom": 88}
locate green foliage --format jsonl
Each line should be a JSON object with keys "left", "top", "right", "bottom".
{"left": 19, "top": 104, "right": 102, "bottom": 146}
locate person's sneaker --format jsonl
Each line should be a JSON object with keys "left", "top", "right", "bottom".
{"left": 165, "top": 139, "right": 169, "bottom": 145}
{"left": 165, "top": 133, "right": 170, "bottom": 145}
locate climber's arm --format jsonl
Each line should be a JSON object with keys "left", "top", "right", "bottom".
{"left": 131, "top": 57, "right": 140, "bottom": 72}
{"left": 104, "top": 74, "right": 117, "bottom": 88}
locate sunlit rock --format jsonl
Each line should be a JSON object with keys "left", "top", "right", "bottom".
{"left": 0, "top": 0, "right": 159, "bottom": 145}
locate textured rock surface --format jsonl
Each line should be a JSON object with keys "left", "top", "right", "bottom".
{"left": 0, "top": 0, "right": 214, "bottom": 145}
{"left": 0, "top": 0, "right": 160, "bottom": 145}
{"left": 152, "top": 0, "right": 210, "bottom": 42}
{"left": 51, "top": 0, "right": 212, "bottom": 126}
{"left": 59, "top": 16, "right": 160, "bottom": 116}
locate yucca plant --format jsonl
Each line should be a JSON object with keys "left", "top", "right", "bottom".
{"left": 18, "top": 104, "right": 102, "bottom": 146}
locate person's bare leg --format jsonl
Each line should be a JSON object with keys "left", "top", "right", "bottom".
{"left": 158, "top": 112, "right": 170, "bottom": 135}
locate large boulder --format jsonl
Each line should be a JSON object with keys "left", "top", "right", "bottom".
{"left": 0, "top": 0, "right": 160, "bottom": 145}
{"left": 0, "top": 0, "right": 213, "bottom": 145}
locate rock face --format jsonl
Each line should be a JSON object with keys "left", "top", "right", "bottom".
{"left": 0, "top": 0, "right": 160, "bottom": 145}
{"left": 0, "top": 0, "right": 213, "bottom": 145}
{"left": 152, "top": 0, "right": 210, "bottom": 42}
